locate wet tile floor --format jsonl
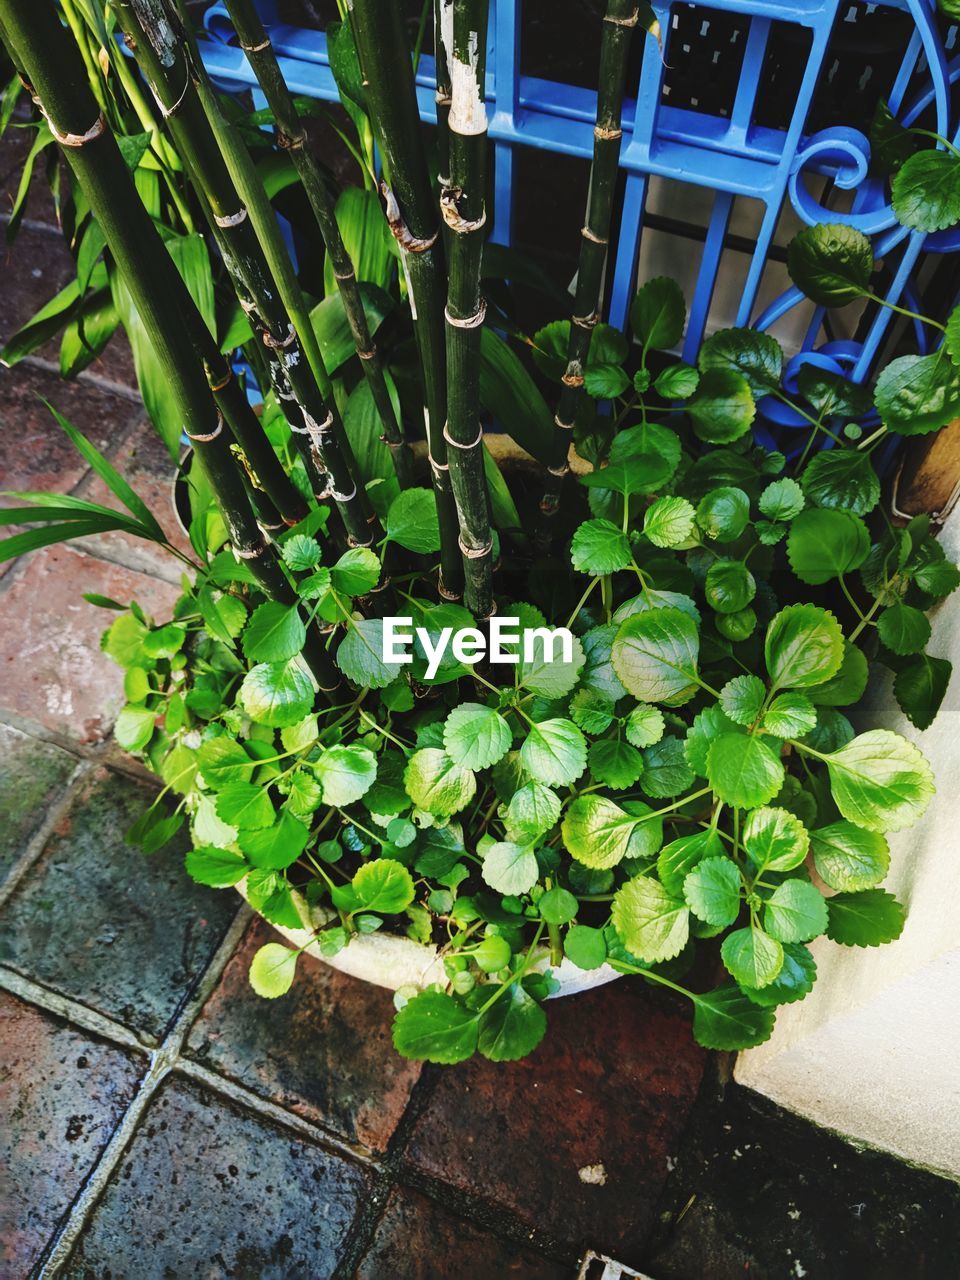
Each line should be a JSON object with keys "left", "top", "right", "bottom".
{"left": 2, "top": 122, "right": 959, "bottom": 1280}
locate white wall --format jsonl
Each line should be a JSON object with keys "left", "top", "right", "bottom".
{"left": 735, "top": 513, "right": 960, "bottom": 1180}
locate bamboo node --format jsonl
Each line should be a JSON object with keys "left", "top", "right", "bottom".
{"left": 444, "top": 301, "right": 487, "bottom": 330}
{"left": 428, "top": 451, "right": 450, "bottom": 474}
{"left": 257, "top": 520, "right": 286, "bottom": 535}
{"left": 443, "top": 422, "right": 484, "bottom": 450}
{"left": 239, "top": 297, "right": 258, "bottom": 314}
{"left": 186, "top": 411, "right": 225, "bottom": 443}
{"left": 45, "top": 111, "right": 107, "bottom": 149}
{"left": 439, "top": 189, "right": 488, "bottom": 235}
{"left": 215, "top": 206, "right": 248, "bottom": 228}
{"left": 334, "top": 482, "right": 359, "bottom": 503}
{"left": 604, "top": 6, "right": 641, "bottom": 26}
{"left": 539, "top": 495, "right": 561, "bottom": 515}
{"left": 278, "top": 130, "right": 306, "bottom": 151}
{"left": 438, "top": 576, "right": 462, "bottom": 602}
{"left": 459, "top": 536, "right": 493, "bottom": 559}
{"left": 381, "top": 183, "right": 438, "bottom": 254}
{"left": 358, "top": 346, "right": 377, "bottom": 361}
{"left": 161, "top": 75, "right": 190, "bottom": 120}
{"left": 263, "top": 324, "right": 297, "bottom": 350}
{"left": 346, "top": 530, "right": 374, "bottom": 548}
{"left": 554, "top": 414, "right": 576, "bottom": 431}
{"left": 594, "top": 124, "right": 623, "bottom": 141}
{"left": 333, "top": 267, "right": 356, "bottom": 281}
{"left": 581, "top": 225, "right": 608, "bottom": 245}
{"left": 207, "top": 367, "right": 233, "bottom": 392}
{"left": 234, "top": 539, "right": 268, "bottom": 560}
{"left": 573, "top": 311, "right": 601, "bottom": 329}
{"left": 240, "top": 36, "right": 272, "bottom": 53}
{"left": 548, "top": 462, "right": 571, "bottom": 477}
{"left": 561, "top": 372, "right": 585, "bottom": 388}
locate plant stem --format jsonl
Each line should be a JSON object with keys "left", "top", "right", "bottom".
{"left": 0, "top": 0, "right": 339, "bottom": 694}
{"left": 439, "top": 0, "right": 494, "bottom": 616}
{"left": 221, "top": 0, "right": 414, "bottom": 489}
{"left": 349, "top": 0, "right": 464, "bottom": 598}
{"left": 539, "top": 0, "right": 639, "bottom": 538}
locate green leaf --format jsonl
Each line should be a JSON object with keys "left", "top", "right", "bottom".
{"left": 696, "top": 487, "right": 750, "bottom": 542}
{"left": 238, "top": 811, "right": 310, "bottom": 871}
{"left": 185, "top": 845, "right": 248, "bottom": 887}
{"left": 657, "top": 829, "right": 723, "bottom": 896}
{"left": 444, "top": 703, "right": 512, "bottom": 770}
{"left": 404, "top": 748, "right": 476, "bottom": 816}
{"left": 698, "top": 328, "right": 783, "bottom": 397}
{"left": 825, "top": 889, "right": 905, "bottom": 946}
{"left": 539, "top": 886, "right": 578, "bottom": 924}
{"left": 386, "top": 488, "right": 441, "bottom": 554}
{"left": 392, "top": 990, "right": 479, "bottom": 1063}
{"left": 874, "top": 352, "right": 960, "bottom": 436}
{"left": 683, "top": 856, "right": 742, "bottom": 926}
{"left": 562, "top": 794, "right": 660, "bottom": 869}
{"left": 197, "top": 738, "right": 255, "bottom": 789}
{"left": 688, "top": 367, "right": 755, "bottom": 444}
{"left": 315, "top": 744, "right": 378, "bottom": 806}
{"left": 583, "top": 362, "right": 630, "bottom": 399}
{"left": 242, "top": 602, "right": 306, "bottom": 664}
{"left": 762, "top": 693, "right": 817, "bottom": 739}
{"left": 759, "top": 478, "right": 805, "bottom": 522}
{"left": 570, "top": 518, "right": 632, "bottom": 574}
{"left": 141, "top": 624, "right": 186, "bottom": 660}
{"left": 869, "top": 99, "right": 916, "bottom": 176}
{"left": 692, "top": 986, "right": 775, "bottom": 1049}
{"left": 801, "top": 450, "right": 880, "bottom": 515}
{"left": 894, "top": 654, "right": 951, "bottom": 730}
{"left": 823, "top": 729, "right": 934, "bottom": 832}
{"left": 644, "top": 496, "right": 696, "bottom": 548}
{"left": 809, "top": 640, "right": 869, "bottom": 707}
{"left": 280, "top": 534, "right": 322, "bottom": 572}
{"left": 587, "top": 738, "right": 644, "bottom": 790}
{"left": 565, "top": 924, "right": 608, "bottom": 970}
{"left": 249, "top": 943, "right": 299, "bottom": 998}
{"left": 707, "top": 735, "right": 785, "bottom": 810}
{"left": 114, "top": 704, "right": 156, "bottom": 752}
{"left": 625, "top": 704, "right": 665, "bottom": 748}
{"left": 631, "top": 276, "right": 686, "bottom": 350}
{"left": 482, "top": 840, "right": 539, "bottom": 894}
{"left": 516, "top": 611, "right": 585, "bottom": 698}
{"left": 719, "top": 675, "right": 766, "bottom": 726}
{"left": 877, "top": 603, "right": 931, "bottom": 655}
{"left": 787, "top": 223, "right": 873, "bottom": 306}
{"left": 612, "top": 607, "right": 700, "bottom": 705}
{"left": 584, "top": 421, "right": 682, "bottom": 498}
{"left": 240, "top": 660, "right": 314, "bottom": 727}
{"left": 704, "top": 559, "right": 755, "bottom": 614}
{"left": 215, "top": 783, "right": 275, "bottom": 831}
{"left": 764, "top": 879, "right": 828, "bottom": 943}
{"left": 811, "top": 822, "right": 889, "bottom": 891}
{"left": 478, "top": 983, "right": 547, "bottom": 1061}
{"left": 612, "top": 876, "right": 689, "bottom": 963}
{"left": 765, "top": 603, "right": 844, "bottom": 690}
{"left": 506, "top": 783, "right": 561, "bottom": 840}
{"left": 520, "top": 719, "right": 586, "bottom": 788}
{"left": 337, "top": 619, "right": 404, "bottom": 689}
{"left": 480, "top": 328, "right": 553, "bottom": 463}
{"left": 721, "top": 924, "right": 783, "bottom": 988}
{"left": 787, "top": 509, "right": 870, "bottom": 585}
{"left": 352, "top": 858, "right": 415, "bottom": 913}
{"left": 331, "top": 546, "right": 381, "bottom": 595}
{"left": 570, "top": 688, "right": 616, "bottom": 735}
{"left": 891, "top": 148, "right": 960, "bottom": 232}
{"left": 740, "top": 943, "right": 817, "bottom": 1008}
{"left": 655, "top": 363, "right": 699, "bottom": 399}
{"left": 685, "top": 705, "right": 741, "bottom": 776}
{"left": 640, "top": 736, "right": 694, "bottom": 798}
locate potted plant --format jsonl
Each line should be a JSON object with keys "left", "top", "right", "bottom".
{"left": 2, "top": 0, "right": 957, "bottom": 1067}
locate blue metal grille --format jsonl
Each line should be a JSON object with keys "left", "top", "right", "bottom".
{"left": 199, "top": 0, "right": 959, "bottom": 394}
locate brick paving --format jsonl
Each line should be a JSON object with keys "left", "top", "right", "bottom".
{"left": 3, "top": 120, "right": 960, "bottom": 1280}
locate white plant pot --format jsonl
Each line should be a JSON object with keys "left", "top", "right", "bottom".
{"left": 236, "top": 879, "right": 622, "bottom": 999}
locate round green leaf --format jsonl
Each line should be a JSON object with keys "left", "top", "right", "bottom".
{"left": 696, "top": 486, "right": 750, "bottom": 542}
{"left": 811, "top": 821, "right": 890, "bottom": 891}
{"left": 564, "top": 924, "right": 608, "bottom": 970}
{"left": 877, "top": 603, "right": 931, "bottom": 656}
{"left": 443, "top": 703, "right": 512, "bottom": 770}
{"left": 801, "top": 449, "right": 880, "bottom": 515}
{"left": 352, "top": 857, "right": 415, "bottom": 913}
{"left": 482, "top": 840, "right": 539, "bottom": 895}
{"left": 657, "top": 829, "right": 724, "bottom": 896}
{"left": 505, "top": 783, "right": 561, "bottom": 840}
{"left": 478, "top": 983, "right": 547, "bottom": 1062}
{"left": 570, "top": 517, "right": 632, "bottom": 575}
{"left": 742, "top": 806, "right": 809, "bottom": 872}
{"left": 721, "top": 924, "right": 784, "bottom": 988}
{"left": 891, "top": 148, "right": 960, "bottom": 232}
{"left": 787, "top": 223, "right": 873, "bottom": 306}
{"left": 640, "top": 736, "right": 695, "bottom": 798}
{"left": 688, "top": 367, "right": 756, "bottom": 443}
{"left": 644, "top": 496, "right": 696, "bottom": 548}
{"left": 823, "top": 729, "right": 934, "bottom": 832}
{"left": 612, "top": 875, "right": 689, "bottom": 963}
{"left": 337, "top": 618, "right": 405, "bottom": 689}
{"left": 386, "top": 487, "right": 441, "bottom": 553}
{"left": 691, "top": 986, "right": 775, "bottom": 1049}
{"left": 625, "top": 704, "right": 665, "bottom": 748}
{"left": 249, "top": 943, "right": 299, "bottom": 998}
{"left": 759, "top": 477, "right": 805, "bottom": 522}
{"left": 683, "top": 856, "right": 742, "bottom": 926}
{"left": 242, "top": 601, "right": 306, "bottom": 664}
{"left": 739, "top": 942, "right": 817, "bottom": 1008}
{"left": 392, "top": 990, "right": 479, "bottom": 1063}
{"left": 562, "top": 794, "right": 654, "bottom": 870}
{"left": 539, "top": 886, "right": 578, "bottom": 924}
{"left": 315, "top": 744, "right": 378, "bottom": 807}
{"left": 761, "top": 693, "right": 817, "bottom": 739}
{"left": 655, "top": 362, "right": 699, "bottom": 399}
{"left": 404, "top": 748, "right": 477, "bottom": 817}
{"left": 786, "top": 509, "right": 870, "bottom": 584}
{"left": 520, "top": 719, "right": 586, "bottom": 788}
{"left": 763, "top": 879, "right": 828, "bottom": 943}
{"left": 706, "top": 734, "right": 785, "bottom": 810}
{"left": 114, "top": 704, "right": 156, "bottom": 752}
{"left": 765, "top": 603, "right": 844, "bottom": 690}
{"left": 583, "top": 362, "right": 630, "bottom": 399}
{"left": 330, "top": 546, "right": 381, "bottom": 595}
{"left": 809, "top": 640, "right": 869, "bottom": 707}
{"left": 238, "top": 811, "right": 310, "bottom": 870}
{"left": 587, "top": 738, "right": 644, "bottom": 790}
{"left": 894, "top": 654, "right": 952, "bottom": 731}
{"left": 705, "top": 559, "right": 756, "bottom": 614}
{"left": 185, "top": 845, "right": 248, "bottom": 887}
{"left": 631, "top": 276, "right": 686, "bottom": 350}
{"left": 698, "top": 327, "right": 783, "bottom": 396}
{"left": 280, "top": 533, "right": 322, "bottom": 571}
{"left": 719, "top": 675, "right": 766, "bottom": 726}
{"left": 215, "top": 782, "right": 275, "bottom": 831}
{"left": 473, "top": 933, "right": 512, "bottom": 973}
{"left": 612, "top": 606, "right": 700, "bottom": 705}
{"left": 240, "top": 659, "right": 314, "bottom": 727}
{"left": 874, "top": 352, "right": 960, "bottom": 436}
{"left": 825, "top": 889, "right": 905, "bottom": 946}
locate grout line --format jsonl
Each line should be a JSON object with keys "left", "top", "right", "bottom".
{"left": 0, "top": 966, "right": 149, "bottom": 1053}
{"left": 0, "top": 759, "right": 94, "bottom": 912}
{"left": 160, "top": 904, "right": 254, "bottom": 1052}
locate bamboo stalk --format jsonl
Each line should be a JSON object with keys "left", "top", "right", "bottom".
{"left": 349, "top": 0, "right": 464, "bottom": 599}
{"left": 540, "top": 0, "right": 640, "bottom": 532}
{"left": 0, "top": 0, "right": 339, "bottom": 693}
{"left": 434, "top": 0, "right": 452, "bottom": 196}
{"left": 220, "top": 0, "right": 414, "bottom": 490}
{"left": 440, "top": 0, "right": 493, "bottom": 617}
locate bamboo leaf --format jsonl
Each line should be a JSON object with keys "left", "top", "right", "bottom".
{"left": 479, "top": 329, "right": 553, "bottom": 463}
